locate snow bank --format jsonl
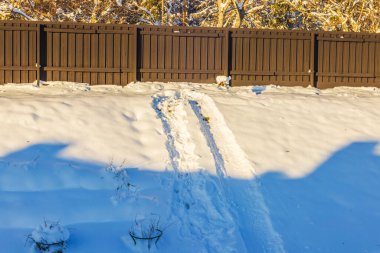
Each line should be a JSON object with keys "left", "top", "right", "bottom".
{"left": 31, "top": 221, "right": 70, "bottom": 244}
{"left": 30, "top": 221, "right": 70, "bottom": 253}
{"left": 0, "top": 81, "right": 380, "bottom": 253}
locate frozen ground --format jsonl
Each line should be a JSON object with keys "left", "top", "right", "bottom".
{"left": 0, "top": 81, "right": 380, "bottom": 253}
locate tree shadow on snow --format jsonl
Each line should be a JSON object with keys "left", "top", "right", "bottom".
{"left": 259, "top": 141, "right": 380, "bottom": 252}
{"left": 0, "top": 142, "right": 380, "bottom": 252}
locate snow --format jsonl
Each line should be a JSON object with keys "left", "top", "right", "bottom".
{"left": 116, "top": 0, "right": 123, "bottom": 7}
{"left": 31, "top": 221, "right": 70, "bottom": 244}
{"left": 1, "top": 81, "right": 380, "bottom": 252}
{"left": 216, "top": 76, "right": 231, "bottom": 86}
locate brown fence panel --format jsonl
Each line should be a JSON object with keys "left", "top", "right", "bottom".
{"left": 230, "top": 29, "right": 313, "bottom": 87}
{"left": 44, "top": 23, "right": 136, "bottom": 85}
{"left": 0, "top": 21, "right": 39, "bottom": 84}
{"left": 2, "top": 21, "right": 380, "bottom": 88}
{"left": 139, "top": 26, "right": 226, "bottom": 83}
{"left": 317, "top": 32, "right": 380, "bottom": 89}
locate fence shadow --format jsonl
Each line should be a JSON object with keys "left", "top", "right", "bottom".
{"left": 0, "top": 142, "right": 380, "bottom": 252}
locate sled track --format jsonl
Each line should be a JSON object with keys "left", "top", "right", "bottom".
{"left": 152, "top": 92, "right": 244, "bottom": 252}
{"left": 187, "top": 91, "right": 285, "bottom": 253}
{"left": 153, "top": 90, "right": 285, "bottom": 253}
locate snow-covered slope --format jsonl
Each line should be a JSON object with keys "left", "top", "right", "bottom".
{"left": 1, "top": 82, "right": 380, "bottom": 253}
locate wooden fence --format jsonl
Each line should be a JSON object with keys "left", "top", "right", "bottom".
{"left": 1, "top": 20, "right": 380, "bottom": 88}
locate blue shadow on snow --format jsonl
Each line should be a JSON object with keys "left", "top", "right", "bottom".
{"left": 0, "top": 142, "right": 379, "bottom": 252}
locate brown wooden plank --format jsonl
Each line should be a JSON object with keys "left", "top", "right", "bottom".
{"left": 120, "top": 33, "right": 128, "bottom": 85}
{"left": 5, "top": 30, "right": 13, "bottom": 83}
{"left": 329, "top": 39, "right": 336, "bottom": 84}
{"left": 178, "top": 36, "right": 186, "bottom": 81}
{"left": 282, "top": 38, "right": 290, "bottom": 83}
{"left": 140, "top": 31, "right": 222, "bottom": 37}
{"left": 44, "top": 28, "right": 96, "bottom": 34}
{"left": 105, "top": 32, "right": 114, "bottom": 84}
{"left": 143, "top": 30, "right": 152, "bottom": 80}
{"left": 335, "top": 41, "right": 343, "bottom": 84}
{"left": 31, "top": 28, "right": 38, "bottom": 82}
{"left": 0, "top": 26, "right": 38, "bottom": 31}
{"left": 231, "top": 34, "right": 310, "bottom": 40}
{"left": 59, "top": 31, "right": 67, "bottom": 81}
{"left": 342, "top": 41, "right": 350, "bottom": 84}
{"left": 90, "top": 33, "right": 98, "bottom": 84}
{"left": 140, "top": 69, "right": 223, "bottom": 74}
{"left": 242, "top": 36, "right": 250, "bottom": 84}
{"left": 355, "top": 40, "right": 363, "bottom": 83}
{"left": 375, "top": 42, "right": 380, "bottom": 85}
{"left": 97, "top": 29, "right": 133, "bottom": 34}
{"left": 52, "top": 31, "right": 61, "bottom": 81}
{"left": 317, "top": 72, "right": 375, "bottom": 77}
{"left": 44, "top": 67, "right": 129, "bottom": 72}
{"left": 231, "top": 70, "right": 308, "bottom": 75}
{"left": 193, "top": 36, "right": 201, "bottom": 81}
{"left": 186, "top": 36, "right": 194, "bottom": 81}
{"left": 361, "top": 42, "right": 371, "bottom": 83}
{"left": 249, "top": 36, "right": 257, "bottom": 83}
{"left": 222, "top": 30, "right": 229, "bottom": 77}
{"left": 324, "top": 40, "right": 331, "bottom": 84}
{"left": 317, "top": 36, "right": 323, "bottom": 84}
{"left": 46, "top": 29, "right": 52, "bottom": 81}
{"left": 236, "top": 35, "right": 243, "bottom": 83}
{"left": 113, "top": 33, "right": 121, "bottom": 85}
{"left": 158, "top": 34, "right": 165, "bottom": 81}
{"left": 304, "top": 37, "right": 311, "bottom": 84}
{"left": 289, "top": 38, "right": 297, "bottom": 83}
{"left": 275, "top": 36, "right": 284, "bottom": 82}
{"left": 348, "top": 41, "right": 356, "bottom": 84}
{"left": 0, "top": 66, "right": 38, "bottom": 70}
{"left": 129, "top": 27, "right": 136, "bottom": 84}
{"left": 75, "top": 29, "right": 83, "bottom": 82}
{"left": 295, "top": 37, "right": 302, "bottom": 83}
{"left": 368, "top": 42, "right": 380, "bottom": 85}
{"left": 12, "top": 29, "right": 21, "bottom": 83}
{"left": 20, "top": 24, "right": 29, "bottom": 83}
{"left": 201, "top": 35, "right": 208, "bottom": 80}
{"left": 83, "top": 33, "right": 91, "bottom": 84}
{"left": 172, "top": 35, "right": 179, "bottom": 80}
{"left": 318, "top": 36, "right": 380, "bottom": 42}
{"left": 150, "top": 33, "right": 158, "bottom": 81}
{"left": 270, "top": 37, "right": 277, "bottom": 83}
{"left": 0, "top": 27, "right": 4, "bottom": 83}
{"left": 208, "top": 37, "right": 215, "bottom": 81}
{"left": 67, "top": 29, "right": 76, "bottom": 82}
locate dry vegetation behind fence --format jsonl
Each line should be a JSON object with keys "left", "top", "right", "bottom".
{"left": 1, "top": 20, "right": 380, "bottom": 88}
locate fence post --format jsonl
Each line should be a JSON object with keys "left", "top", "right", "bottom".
{"left": 132, "top": 26, "right": 140, "bottom": 83}
{"left": 39, "top": 23, "right": 47, "bottom": 84}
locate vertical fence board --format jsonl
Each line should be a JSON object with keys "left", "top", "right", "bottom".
{"left": 373, "top": 41, "right": 380, "bottom": 87}
{"left": 157, "top": 34, "right": 164, "bottom": 81}
{"left": 60, "top": 31, "right": 68, "bottom": 81}
{"left": 82, "top": 33, "right": 90, "bottom": 83}
{"left": 105, "top": 32, "right": 113, "bottom": 84}
{"left": 12, "top": 27, "right": 20, "bottom": 83}
{"left": 90, "top": 33, "right": 98, "bottom": 84}
{"left": 5, "top": 30, "right": 12, "bottom": 83}
{"left": 0, "top": 27, "right": 4, "bottom": 83}
{"left": 179, "top": 36, "right": 186, "bottom": 81}
{"left": 21, "top": 25, "right": 28, "bottom": 82}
